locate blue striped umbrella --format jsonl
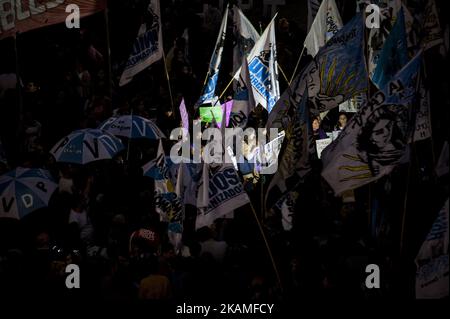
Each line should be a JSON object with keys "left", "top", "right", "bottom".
{"left": 99, "top": 115, "right": 166, "bottom": 139}
{"left": 50, "top": 129, "right": 124, "bottom": 164}
{"left": 0, "top": 167, "right": 57, "bottom": 219}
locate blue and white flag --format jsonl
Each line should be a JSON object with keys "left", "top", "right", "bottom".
{"left": 267, "top": 13, "right": 368, "bottom": 129}
{"left": 372, "top": 8, "right": 408, "bottom": 89}
{"left": 119, "top": 0, "right": 163, "bottom": 86}
{"left": 415, "top": 199, "right": 449, "bottom": 299}
{"left": 198, "top": 6, "right": 229, "bottom": 105}
{"left": 0, "top": 168, "right": 57, "bottom": 219}
{"left": 99, "top": 115, "right": 165, "bottom": 140}
{"left": 196, "top": 163, "right": 249, "bottom": 229}
{"left": 232, "top": 5, "right": 260, "bottom": 74}
{"left": 51, "top": 129, "right": 124, "bottom": 165}
{"left": 234, "top": 14, "right": 279, "bottom": 113}
{"left": 321, "top": 52, "right": 422, "bottom": 195}
{"left": 230, "top": 57, "right": 255, "bottom": 128}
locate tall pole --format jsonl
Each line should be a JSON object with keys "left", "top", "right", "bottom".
{"left": 13, "top": 33, "right": 23, "bottom": 156}
{"left": 162, "top": 50, "right": 175, "bottom": 115}
{"left": 104, "top": 6, "right": 113, "bottom": 98}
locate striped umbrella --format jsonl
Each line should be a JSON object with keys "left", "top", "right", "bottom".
{"left": 50, "top": 129, "right": 124, "bottom": 164}
{"left": 99, "top": 115, "right": 166, "bottom": 139}
{"left": 0, "top": 168, "right": 57, "bottom": 219}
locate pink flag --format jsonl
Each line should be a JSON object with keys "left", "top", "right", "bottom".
{"left": 179, "top": 99, "right": 189, "bottom": 131}
{"left": 217, "top": 100, "right": 233, "bottom": 128}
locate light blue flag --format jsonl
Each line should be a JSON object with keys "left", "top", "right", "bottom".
{"left": 321, "top": 52, "right": 422, "bottom": 195}
{"left": 198, "top": 6, "right": 229, "bottom": 105}
{"left": 372, "top": 8, "right": 408, "bottom": 89}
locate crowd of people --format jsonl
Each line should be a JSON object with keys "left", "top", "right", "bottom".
{"left": 0, "top": 0, "right": 448, "bottom": 305}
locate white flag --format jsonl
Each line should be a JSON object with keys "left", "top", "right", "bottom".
{"left": 119, "top": 0, "right": 163, "bottom": 86}
{"left": 196, "top": 164, "right": 249, "bottom": 229}
{"left": 307, "top": 0, "right": 322, "bottom": 32}
{"left": 234, "top": 14, "right": 280, "bottom": 113}
{"left": 232, "top": 5, "right": 260, "bottom": 74}
{"left": 198, "top": 7, "right": 229, "bottom": 105}
{"left": 304, "top": 0, "right": 343, "bottom": 57}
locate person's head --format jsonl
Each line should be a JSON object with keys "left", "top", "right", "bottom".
{"left": 338, "top": 113, "right": 348, "bottom": 128}
{"left": 370, "top": 119, "right": 394, "bottom": 149}
{"left": 312, "top": 117, "right": 321, "bottom": 131}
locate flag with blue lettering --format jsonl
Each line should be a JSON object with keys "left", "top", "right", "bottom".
{"left": 198, "top": 6, "right": 229, "bottom": 105}
{"left": 232, "top": 5, "right": 260, "bottom": 74}
{"left": 234, "top": 14, "right": 280, "bottom": 113}
{"left": 196, "top": 163, "right": 249, "bottom": 229}
{"left": 372, "top": 8, "right": 408, "bottom": 89}
{"left": 119, "top": 0, "right": 163, "bottom": 86}
{"left": 321, "top": 52, "right": 422, "bottom": 195}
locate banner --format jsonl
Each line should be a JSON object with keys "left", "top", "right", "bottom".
{"left": 0, "top": 0, "right": 106, "bottom": 40}
{"left": 179, "top": 98, "right": 189, "bottom": 131}
{"left": 197, "top": 6, "right": 228, "bottom": 105}
{"left": 232, "top": 5, "right": 260, "bottom": 74}
{"left": 196, "top": 164, "right": 249, "bottom": 229}
{"left": 304, "top": 0, "right": 343, "bottom": 57}
{"left": 321, "top": 52, "right": 422, "bottom": 195}
{"left": 119, "top": 0, "right": 163, "bottom": 86}
{"left": 234, "top": 14, "right": 279, "bottom": 112}
{"left": 415, "top": 199, "right": 449, "bottom": 299}
{"left": 316, "top": 137, "right": 332, "bottom": 159}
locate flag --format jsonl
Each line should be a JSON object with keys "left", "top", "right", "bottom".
{"left": 421, "top": 0, "right": 443, "bottom": 50}
{"left": 365, "top": 0, "right": 402, "bottom": 77}
{"left": 435, "top": 142, "right": 449, "bottom": 178}
{"left": 0, "top": 0, "right": 106, "bottom": 40}
{"left": 321, "top": 52, "right": 422, "bottom": 195}
{"left": 217, "top": 100, "right": 233, "bottom": 129}
{"left": 413, "top": 76, "right": 432, "bottom": 142}
{"left": 266, "top": 88, "right": 311, "bottom": 210}
{"left": 196, "top": 164, "right": 249, "bottom": 229}
{"left": 232, "top": 5, "right": 260, "bottom": 74}
{"left": 271, "top": 188, "right": 299, "bottom": 231}
{"left": 234, "top": 14, "right": 280, "bottom": 112}
{"left": 372, "top": 8, "right": 408, "bottom": 89}
{"left": 304, "top": 0, "right": 343, "bottom": 58}
{"left": 119, "top": 0, "right": 163, "bottom": 86}
{"left": 179, "top": 98, "right": 189, "bottom": 131}
{"left": 231, "top": 57, "right": 256, "bottom": 128}
{"left": 307, "top": 0, "right": 323, "bottom": 32}
{"left": 198, "top": 6, "right": 229, "bottom": 105}
{"left": 415, "top": 199, "right": 449, "bottom": 299}
{"left": 267, "top": 13, "right": 368, "bottom": 130}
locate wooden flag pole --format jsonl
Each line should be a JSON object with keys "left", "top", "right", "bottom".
{"left": 289, "top": 45, "right": 305, "bottom": 84}
{"left": 277, "top": 64, "right": 291, "bottom": 86}
{"left": 248, "top": 200, "right": 283, "bottom": 291}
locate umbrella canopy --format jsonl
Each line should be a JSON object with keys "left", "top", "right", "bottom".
{"left": 50, "top": 129, "right": 124, "bottom": 164}
{"left": 0, "top": 167, "right": 57, "bottom": 219}
{"left": 99, "top": 115, "right": 166, "bottom": 139}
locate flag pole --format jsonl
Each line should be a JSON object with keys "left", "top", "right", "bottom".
{"left": 13, "top": 33, "right": 23, "bottom": 153}
{"left": 248, "top": 200, "right": 283, "bottom": 290}
{"left": 104, "top": 6, "right": 113, "bottom": 98}
{"left": 289, "top": 45, "right": 305, "bottom": 84}
{"left": 277, "top": 64, "right": 291, "bottom": 86}
{"left": 162, "top": 50, "right": 175, "bottom": 114}
{"left": 218, "top": 76, "right": 235, "bottom": 100}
